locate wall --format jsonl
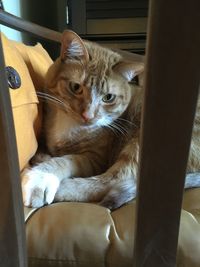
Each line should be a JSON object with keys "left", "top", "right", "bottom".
{"left": 20, "top": 0, "right": 62, "bottom": 58}
{"left": 1, "top": 0, "right": 22, "bottom": 41}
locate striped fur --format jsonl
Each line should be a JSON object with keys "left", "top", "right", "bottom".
{"left": 21, "top": 31, "right": 200, "bottom": 209}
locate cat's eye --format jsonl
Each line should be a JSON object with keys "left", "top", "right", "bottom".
{"left": 69, "top": 82, "right": 82, "bottom": 95}
{"left": 102, "top": 94, "right": 116, "bottom": 103}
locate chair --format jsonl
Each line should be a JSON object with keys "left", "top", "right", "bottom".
{"left": 0, "top": 1, "right": 200, "bottom": 266}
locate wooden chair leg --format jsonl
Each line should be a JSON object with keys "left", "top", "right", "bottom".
{"left": 133, "top": 1, "right": 200, "bottom": 266}
{"left": 0, "top": 34, "right": 27, "bottom": 267}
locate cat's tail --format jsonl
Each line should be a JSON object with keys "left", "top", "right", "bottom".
{"left": 184, "top": 172, "right": 200, "bottom": 189}
{"left": 99, "top": 172, "right": 200, "bottom": 210}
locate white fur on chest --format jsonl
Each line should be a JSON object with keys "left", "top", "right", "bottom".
{"left": 47, "top": 109, "right": 79, "bottom": 147}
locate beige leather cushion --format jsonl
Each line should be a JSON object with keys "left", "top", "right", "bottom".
{"left": 1, "top": 33, "right": 52, "bottom": 170}
{"left": 25, "top": 188, "right": 200, "bottom": 267}
{"left": 3, "top": 33, "right": 199, "bottom": 267}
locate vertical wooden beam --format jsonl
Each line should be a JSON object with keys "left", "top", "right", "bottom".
{"left": 0, "top": 35, "right": 27, "bottom": 267}
{"left": 133, "top": 1, "right": 200, "bottom": 266}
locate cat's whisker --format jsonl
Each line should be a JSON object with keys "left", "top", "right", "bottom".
{"left": 37, "top": 94, "right": 61, "bottom": 105}
{"left": 116, "top": 117, "right": 138, "bottom": 128}
{"left": 37, "top": 91, "right": 66, "bottom": 107}
{"left": 37, "top": 92, "right": 62, "bottom": 103}
{"left": 37, "top": 92, "right": 73, "bottom": 112}
{"left": 37, "top": 95, "right": 67, "bottom": 111}
{"left": 37, "top": 97, "right": 64, "bottom": 110}
{"left": 114, "top": 121, "right": 130, "bottom": 132}
{"left": 110, "top": 122, "right": 128, "bottom": 137}
{"left": 37, "top": 94, "right": 63, "bottom": 106}
{"left": 38, "top": 95, "right": 82, "bottom": 122}
{"left": 37, "top": 92, "right": 82, "bottom": 120}
{"left": 105, "top": 125, "right": 121, "bottom": 137}
{"left": 115, "top": 124, "right": 130, "bottom": 138}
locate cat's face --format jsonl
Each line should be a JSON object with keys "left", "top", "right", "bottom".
{"left": 45, "top": 31, "right": 144, "bottom": 128}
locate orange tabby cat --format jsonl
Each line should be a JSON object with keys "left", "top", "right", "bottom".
{"left": 21, "top": 30, "right": 200, "bottom": 209}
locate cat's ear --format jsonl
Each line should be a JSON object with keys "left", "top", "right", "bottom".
{"left": 113, "top": 61, "right": 144, "bottom": 82}
{"left": 60, "top": 30, "right": 89, "bottom": 62}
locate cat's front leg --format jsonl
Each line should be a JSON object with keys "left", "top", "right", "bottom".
{"left": 22, "top": 168, "right": 60, "bottom": 208}
{"left": 22, "top": 156, "right": 69, "bottom": 208}
{"left": 54, "top": 139, "right": 139, "bottom": 210}
{"left": 54, "top": 151, "right": 138, "bottom": 209}
{"left": 54, "top": 174, "right": 137, "bottom": 210}
{"left": 21, "top": 153, "right": 101, "bottom": 208}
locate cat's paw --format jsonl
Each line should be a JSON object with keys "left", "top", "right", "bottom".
{"left": 21, "top": 168, "right": 60, "bottom": 208}
{"left": 99, "top": 180, "right": 137, "bottom": 210}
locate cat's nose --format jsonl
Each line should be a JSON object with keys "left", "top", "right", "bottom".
{"left": 81, "top": 111, "right": 93, "bottom": 123}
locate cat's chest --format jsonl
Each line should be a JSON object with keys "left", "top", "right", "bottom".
{"left": 45, "top": 110, "right": 75, "bottom": 148}
{"left": 45, "top": 109, "right": 97, "bottom": 155}
{"left": 52, "top": 110, "right": 77, "bottom": 141}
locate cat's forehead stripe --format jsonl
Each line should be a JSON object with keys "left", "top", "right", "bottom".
{"left": 84, "top": 73, "right": 107, "bottom": 94}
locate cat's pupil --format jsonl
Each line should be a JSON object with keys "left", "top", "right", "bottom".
{"left": 69, "top": 82, "right": 82, "bottom": 94}
{"left": 102, "top": 94, "right": 116, "bottom": 103}
{"left": 105, "top": 94, "right": 112, "bottom": 100}
{"left": 74, "top": 83, "right": 80, "bottom": 91}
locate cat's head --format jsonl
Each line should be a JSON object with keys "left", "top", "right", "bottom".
{"left": 45, "top": 30, "right": 144, "bottom": 128}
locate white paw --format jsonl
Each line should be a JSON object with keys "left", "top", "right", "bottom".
{"left": 21, "top": 168, "right": 60, "bottom": 208}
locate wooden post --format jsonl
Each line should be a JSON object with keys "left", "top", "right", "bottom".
{"left": 133, "top": 1, "right": 200, "bottom": 266}
{"left": 0, "top": 34, "right": 27, "bottom": 267}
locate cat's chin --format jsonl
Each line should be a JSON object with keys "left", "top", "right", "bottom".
{"left": 79, "top": 119, "right": 102, "bottom": 131}
{"left": 74, "top": 116, "right": 112, "bottom": 130}
{"left": 81, "top": 121, "right": 98, "bottom": 129}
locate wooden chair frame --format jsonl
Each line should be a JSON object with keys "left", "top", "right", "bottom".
{"left": 0, "top": 1, "right": 200, "bottom": 266}
{"left": 0, "top": 30, "right": 27, "bottom": 267}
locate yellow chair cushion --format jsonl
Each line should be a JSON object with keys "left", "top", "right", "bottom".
{"left": 1, "top": 33, "right": 52, "bottom": 170}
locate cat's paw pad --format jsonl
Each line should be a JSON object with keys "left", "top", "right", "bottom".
{"left": 21, "top": 169, "right": 60, "bottom": 208}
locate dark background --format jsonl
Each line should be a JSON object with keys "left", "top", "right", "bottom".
{"left": 20, "top": 0, "right": 149, "bottom": 59}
